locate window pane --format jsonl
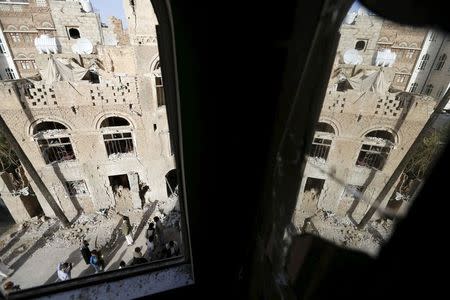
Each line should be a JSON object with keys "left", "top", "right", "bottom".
{"left": 292, "top": 3, "right": 450, "bottom": 259}
{"left": 0, "top": 0, "right": 189, "bottom": 295}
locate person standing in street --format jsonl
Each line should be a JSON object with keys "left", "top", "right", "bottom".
{"left": 80, "top": 240, "right": 91, "bottom": 265}
{"left": 121, "top": 216, "right": 134, "bottom": 246}
{"left": 131, "top": 247, "right": 148, "bottom": 265}
{"left": 89, "top": 250, "right": 103, "bottom": 274}
{"left": 145, "top": 235, "right": 155, "bottom": 261}
{"left": 153, "top": 216, "right": 164, "bottom": 246}
{"left": 57, "top": 262, "right": 73, "bottom": 281}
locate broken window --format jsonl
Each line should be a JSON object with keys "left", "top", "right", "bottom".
{"left": 356, "top": 144, "right": 391, "bottom": 170}
{"left": 310, "top": 138, "right": 332, "bottom": 160}
{"left": 342, "top": 184, "right": 364, "bottom": 199}
{"left": 316, "top": 122, "right": 335, "bottom": 134}
{"left": 365, "top": 130, "right": 395, "bottom": 144}
{"left": 304, "top": 177, "right": 325, "bottom": 196}
{"left": 153, "top": 60, "right": 166, "bottom": 107}
{"left": 33, "top": 121, "right": 76, "bottom": 164}
{"left": 156, "top": 76, "right": 166, "bottom": 106}
{"left": 38, "top": 137, "right": 76, "bottom": 164}
{"left": 103, "top": 132, "right": 134, "bottom": 156}
{"left": 100, "top": 116, "right": 130, "bottom": 127}
{"left": 66, "top": 180, "right": 89, "bottom": 196}
{"left": 165, "top": 169, "right": 178, "bottom": 197}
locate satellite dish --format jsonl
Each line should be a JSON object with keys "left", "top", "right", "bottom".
{"left": 343, "top": 49, "right": 363, "bottom": 65}
{"left": 79, "top": 0, "right": 93, "bottom": 13}
{"left": 72, "top": 38, "right": 93, "bottom": 55}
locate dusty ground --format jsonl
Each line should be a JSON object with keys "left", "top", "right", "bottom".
{"left": 0, "top": 198, "right": 182, "bottom": 291}
{"left": 294, "top": 192, "right": 395, "bottom": 256}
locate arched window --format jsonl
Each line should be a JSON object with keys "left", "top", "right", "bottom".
{"left": 356, "top": 130, "right": 395, "bottom": 170}
{"left": 435, "top": 54, "right": 447, "bottom": 70}
{"left": 152, "top": 59, "right": 165, "bottom": 107}
{"left": 424, "top": 84, "right": 434, "bottom": 95}
{"left": 165, "top": 169, "right": 178, "bottom": 197}
{"left": 33, "top": 121, "right": 76, "bottom": 164}
{"left": 100, "top": 117, "right": 134, "bottom": 158}
{"left": 310, "top": 122, "right": 335, "bottom": 161}
{"left": 355, "top": 40, "right": 366, "bottom": 51}
{"left": 418, "top": 54, "right": 430, "bottom": 70}
{"left": 315, "top": 122, "right": 335, "bottom": 134}
{"left": 100, "top": 116, "right": 130, "bottom": 127}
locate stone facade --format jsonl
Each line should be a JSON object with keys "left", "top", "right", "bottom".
{"left": 122, "top": 0, "right": 158, "bottom": 46}
{"left": 0, "top": 72, "right": 174, "bottom": 221}
{"left": 293, "top": 13, "right": 435, "bottom": 228}
{"left": 337, "top": 14, "right": 383, "bottom": 66}
{"left": 48, "top": 0, "right": 103, "bottom": 54}
{"left": 408, "top": 30, "right": 450, "bottom": 107}
{"left": 0, "top": 0, "right": 174, "bottom": 223}
{"left": 0, "top": 0, "right": 56, "bottom": 78}
{"left": 377, "top": 21, "right": 427, "bottom": 91}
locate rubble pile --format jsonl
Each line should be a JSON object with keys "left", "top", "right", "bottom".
{"left": 300, "top": 209, "right": 394, "bottom": 256}
{"left": 45, "top": 210, "right": 119, "bottom": 248}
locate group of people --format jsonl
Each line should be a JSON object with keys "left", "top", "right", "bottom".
{"left": 1, "top": 214, "right": 181, "bottom": 293}
{"left": 144, "top": 216, "right": 180, "bottom": 261}
{"left": 56, "top": 240, "right": 105, "bottom": 282}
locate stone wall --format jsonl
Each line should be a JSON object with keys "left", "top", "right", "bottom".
{"left": 294, "top": 87, "right": 434, "bottom": 226}
{"left": 48, "top": 0, "right": 103, "bottom": 54}
{"left": 0, "top": 76, "right": 174, "bottom": 220}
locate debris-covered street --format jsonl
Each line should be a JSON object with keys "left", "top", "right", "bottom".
{"left": 0, "top": 197, "right": 183, "bottom": 290}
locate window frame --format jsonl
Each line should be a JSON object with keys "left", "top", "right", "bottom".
{"left": 418, "top": 54, "right": 430, "bottom": 70}
{"left": 3, "top": 1, "right": 194, "bottom": 298}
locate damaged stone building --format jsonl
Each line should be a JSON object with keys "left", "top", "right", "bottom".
{"left": 0, "top": 0, "right": 176, "bottom": 223}
{"left": 293, "top": 11, "right": 437, "bottom": 227}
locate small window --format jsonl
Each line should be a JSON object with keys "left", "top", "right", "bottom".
{"left": 9, "top": 33, "right": 21, "bottom": 43}
{"left": 396, "top": 74, "right": 406, "bottom": 83}
{"left": 409, "top": 82, "right": 418, "bottom": 93}
{"left": 67, "top": 27, "right": 81, "bottom": 39}
{"left": 0, "top": 37, "right": 6, "bottom": 54}
{"left": 429, "top": 31, "right": 437, "bottom": 41}
{"left": 418, "top": 54, "right": 430, "bottom": 70}
{"left": 435, "top": 54, "right": 447, "bottom": 70}
{"left": 5, "top": 68, "right": 15, "bottom": 80}
{"left": 405, "top": 49, "right": 414, "bottom": 59}
{"left": 424, "top": 84, "right": 433, "bottom": 95}
{"left": 355, "top": 40, "right": 366, "bottom": 51}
